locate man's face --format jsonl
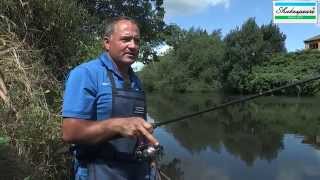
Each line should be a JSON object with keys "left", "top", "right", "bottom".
{"left": 104, "top": 20, "right": 140, "bottom": 66}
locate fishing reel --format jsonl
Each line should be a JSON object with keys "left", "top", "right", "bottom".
{"left": 134, "top": 143, "right": 163, "bottom": 161}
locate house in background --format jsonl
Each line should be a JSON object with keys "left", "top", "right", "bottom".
{"left": 304, "top": 34, "right": 320, "bottom": 50}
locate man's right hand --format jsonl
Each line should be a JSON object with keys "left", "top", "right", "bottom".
{"left": 110, "top": 117, "right": 159, "bottom": 145}
{"left": 62, "top": 117, "right": 158, "bottom": 145}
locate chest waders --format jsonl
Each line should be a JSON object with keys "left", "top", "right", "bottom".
{"left": 74, "top": 70, "right": 157, "bottom": 180}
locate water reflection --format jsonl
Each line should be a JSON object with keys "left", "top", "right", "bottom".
{"left": 148, "top": 93, "right": 320, "bottom": 180}
{"left": 303, "top": 136, "right": 320, "bottom": 149}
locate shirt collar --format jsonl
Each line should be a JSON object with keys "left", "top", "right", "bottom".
{"left": 98, "top": 52, "right": 134, "bottom": 79}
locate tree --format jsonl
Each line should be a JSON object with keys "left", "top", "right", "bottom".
{"left": 221, "top": 18, "right": 287, "bottom": 93}
{"left": 1, "top": 0, "right": 94, "bottom": 79}
{"left": 140, "top": 27, "right": 225, "bottom": 92}
{"left": 161, "top": 24, "right": 187, "bottom": 51}
{"left": 260, "top": 22, "right": 287, "bottom": 54}
{"left": 77, "top": 0, "right": 166, "bottom": 63}
{"left": 233, "top": 18, "right": 264, "bottom": 69}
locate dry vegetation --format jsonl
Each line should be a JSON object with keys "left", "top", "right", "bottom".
{"left": 0, "top": 16, "right": 69, "bottom": 179}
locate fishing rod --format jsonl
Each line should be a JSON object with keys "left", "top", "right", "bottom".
{"left": 139, "top": 75, "right": 320, "bottom": 161}
{"left": 152, "top": 74, "right": 320, "bottom": 129}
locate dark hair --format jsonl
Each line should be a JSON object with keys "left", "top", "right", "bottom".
{"left": 103, "top": 16, "right": 139, "bottom": 38}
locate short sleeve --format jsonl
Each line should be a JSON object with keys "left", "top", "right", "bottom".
{"left": 62, "top": 67, "right": 97, "bottom": 120}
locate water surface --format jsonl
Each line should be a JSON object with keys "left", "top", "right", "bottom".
{"left": 148, "top": 93, "right": 320, "bottom": 180}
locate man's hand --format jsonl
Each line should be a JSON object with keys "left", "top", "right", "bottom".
{"left": 62, "top": 117, "right": 158, "bottom": 145}
{"left": 111, "top": 117, "right": 158, "bottom": 145}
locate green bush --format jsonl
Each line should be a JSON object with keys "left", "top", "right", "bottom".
{"left": 244, "top": 50, "right": 320, "bottom": 95}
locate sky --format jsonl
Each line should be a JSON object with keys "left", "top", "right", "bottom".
{"left": 163, "top": 0, "right": 320, "bottom": 52}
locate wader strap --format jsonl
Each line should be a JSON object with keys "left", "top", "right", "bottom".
{"left": 107, "top": 70, "right": 116, "bottom": 90}
{"left": 107, "top": 69, "right": 131, "bottom": 90}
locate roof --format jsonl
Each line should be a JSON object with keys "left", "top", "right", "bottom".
{"left": 304, "top": 34, "right": 320, "bottom": 43}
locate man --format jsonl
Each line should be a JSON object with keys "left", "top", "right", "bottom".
{"left": 62, "top": 16, "right": 159, "bottom": 180}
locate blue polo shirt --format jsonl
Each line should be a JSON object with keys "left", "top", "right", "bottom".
{"left": 62, "top": 52, "right": 143, "bottom": 121}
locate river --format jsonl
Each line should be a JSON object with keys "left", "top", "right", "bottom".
{"left": 148, "top": 92, "right": 320, "bottom": 180}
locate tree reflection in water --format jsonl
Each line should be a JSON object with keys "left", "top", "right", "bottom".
{"left": 148, "top": 92, "right": 320, "bottom": 179}
{"left": 160, "top": 158, "right": 184, "bottom": 180}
